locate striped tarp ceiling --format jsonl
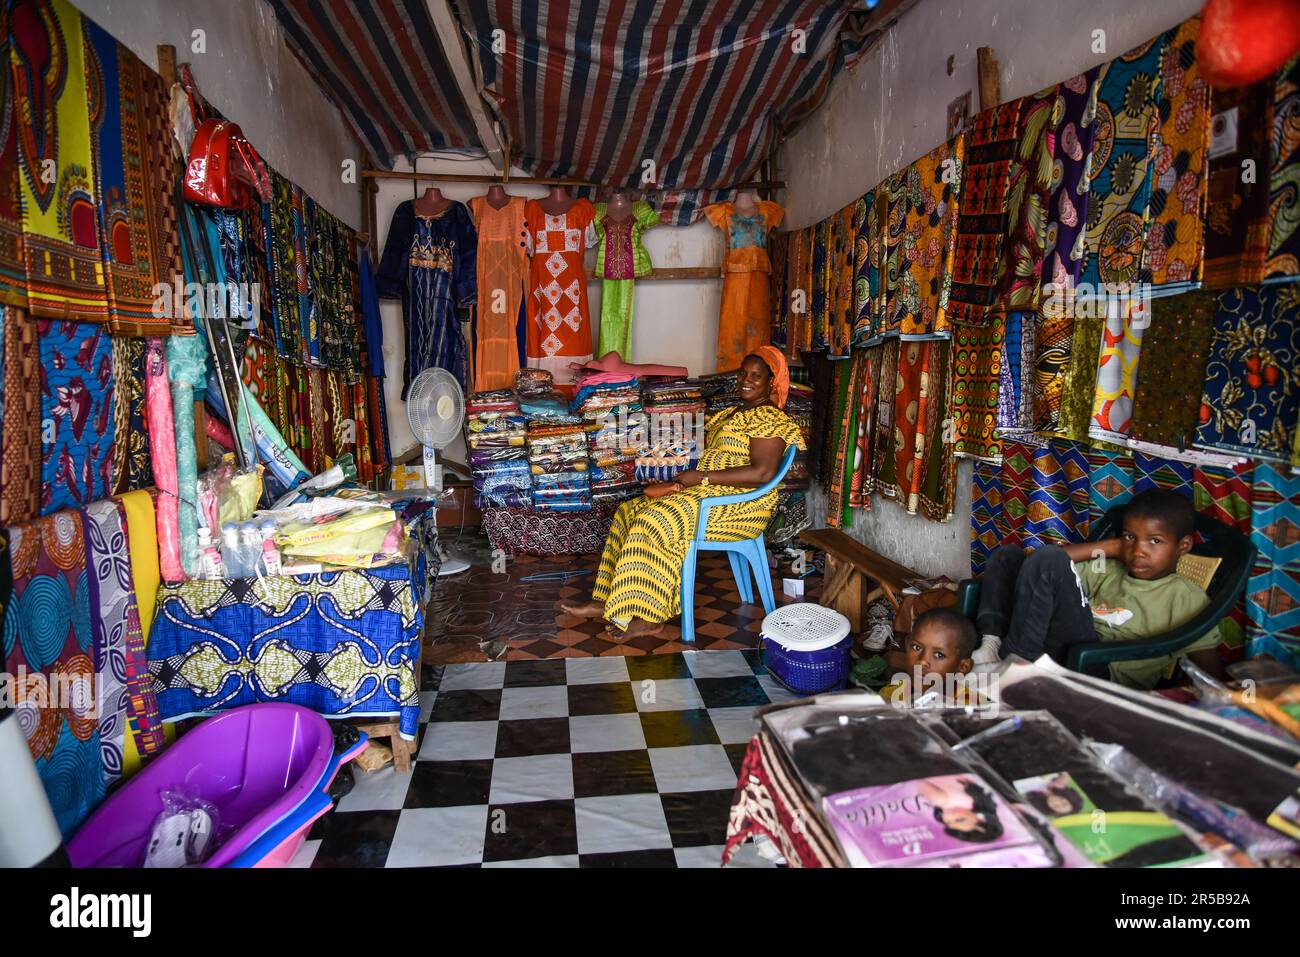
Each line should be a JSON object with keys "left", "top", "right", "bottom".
{"left": 265, "top": 1, "right": 894, "bottom": 224}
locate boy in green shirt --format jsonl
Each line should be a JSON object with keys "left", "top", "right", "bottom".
{"left": 973, "top": 490, "right": 1220, "bottom": 688}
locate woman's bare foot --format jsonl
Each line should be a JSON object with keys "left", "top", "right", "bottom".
{"left": 559, "top": 599, "right": 605, "bottom": 619}
{"left": 605, "top": 617, "right": 664, "bottom": 639}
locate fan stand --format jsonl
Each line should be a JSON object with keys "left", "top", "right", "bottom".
{"left": 422, "top": 445, "right": 470, "bottom": 576}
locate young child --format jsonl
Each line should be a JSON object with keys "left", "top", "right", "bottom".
{"left": 974, "top": 489, "right": 1220, "bottom": 688}
{"left": 879, "top": 607, "right": 980, "bottom": 704}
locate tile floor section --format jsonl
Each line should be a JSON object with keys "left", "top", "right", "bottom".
{"left": 292, "top": 652, "right": 801, "bottom": 867}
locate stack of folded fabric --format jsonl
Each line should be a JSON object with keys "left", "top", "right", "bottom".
{"left": 700, "top": 371, "right": 741, "bottom": 415}
{"left": 519, "top": 389, "right": 583, "bottom": 425}
{"left": 574, "top": 372, "right": 643, "bottom": 505}
{"left": 636, "top": 377, "right": 706, "bottom": 484}
{"left": 515, "top": 367, "right": 554, "bottom": 397}
{"left": 468, "top": 390, "right": 531, "bottom": 508}
{"left": 527, "top": 422, "right": 591, "bottom": 511}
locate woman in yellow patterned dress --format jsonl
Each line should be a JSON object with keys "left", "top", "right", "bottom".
{"left": 560, "top": 348, "right": 805, "bottom": 638}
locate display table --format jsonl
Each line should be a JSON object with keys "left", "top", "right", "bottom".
{"left": 147, "top": 563, "right": 422, "bottom": 738}
{"left": 723, "top": 731, "right": 847, "bottom": 868}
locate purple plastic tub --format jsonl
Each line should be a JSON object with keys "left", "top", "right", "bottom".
{"left": 67, "top": 703, "right": 343, "bottom": 868}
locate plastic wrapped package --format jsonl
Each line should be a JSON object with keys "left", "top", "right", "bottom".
{"left": 145, "top": 339, "right": 184, "bottom": 582}
{"left": 143, "top": 789, "right": 219, "bottom": 868}
{"left": 168, "top": 334, "right": 207, "bottom": 577}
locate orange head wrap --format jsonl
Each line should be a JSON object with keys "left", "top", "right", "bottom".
{"left": 749, "top": 346, "right": 790, "bottom": 409}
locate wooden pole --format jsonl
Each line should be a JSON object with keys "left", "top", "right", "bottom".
{"left": 360, "top": 168, "right": 785, "bottom": 192}
{"left": 976, "top": 46, "right": 1001, "bottom": 110}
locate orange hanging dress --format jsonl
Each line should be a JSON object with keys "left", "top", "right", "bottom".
{"left": 704, "top": 199, "right": 785, "bottom": 372}
{"left": 523, "top": 198, "right": 597, "bottom": 384}
{"left": 469, "top": 195, "right": 529, "bottom": 390}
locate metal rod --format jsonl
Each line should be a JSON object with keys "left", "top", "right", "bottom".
{"left": 360, "top": 169, "right": 785, "bottom": 191}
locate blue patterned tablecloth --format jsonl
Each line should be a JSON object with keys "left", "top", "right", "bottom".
{"left": 147, "top": 563, "right": 422, "bottom": 737}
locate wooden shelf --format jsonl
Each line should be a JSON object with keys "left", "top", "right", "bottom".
{"left": 587, "top": 266, "right": 722, "bottom": 282}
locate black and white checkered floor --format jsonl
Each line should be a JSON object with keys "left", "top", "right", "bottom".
{"left": 291, "top": 651, "right": 799, "bottom": 867}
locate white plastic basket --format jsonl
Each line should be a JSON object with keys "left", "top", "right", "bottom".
{"left": 760, "top": 603, "right": 851, "bottom": 652}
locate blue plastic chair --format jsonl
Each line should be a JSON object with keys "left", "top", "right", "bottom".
{"left": 679, "top": 444, "right": 798, "bottom": 643}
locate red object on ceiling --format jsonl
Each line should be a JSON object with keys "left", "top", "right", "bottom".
{"left": 1196, "top": 0, "right": 1300, "bottom": 87}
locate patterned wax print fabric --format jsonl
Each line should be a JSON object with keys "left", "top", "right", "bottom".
{"left": 377, "top": 200, "right": 477, "bottom": 398}
{"left": 948, "top": 101, "right": 1024, "bottom": 323}
{"left": 852, "top": 190, "right": 886, "bottom": 346}
{"left": 1141, "top": 16, "right": 1210, "bottom": 294}
{"left": 891, "top": 340, "right": 941, "bottom": 513}
{"left": 2, "top": 306, "right": 40, "bottom": 523}
{"left": 998, "top": 440, "right": 1091, "bottom": 552}
{"left": 1086, "top": 446, "right": 1135, "bottom": 519}
{"left": 83, "top": 498, "right": 137, "bottom": 787}
{"left": 594, "top": 199, "right": 659, "bottom": 360}
{"left": 1195, "top": 285, "right": 1300, "bottom": 462}
{"left": 827, "top": 355, "right": 858, "bottom": 525}
{"left": 268, "top": 169, "right": 302, "bottom": 359}
{"left": 1202, "top": 81, "right": 1273, "bottom": 289}
{"left": 1031, "top": 310, "right": 1076, "bottom": 435}
{"left": 523, "top": 198, "right": 596, "bottom": 382}
{"left": 3, "top": 511, "right": 104, "bottom": 834}
{"left": 949, "top": 316, "right": 1004, "bottom": 461}
{"left": 149, "top": 564, "right": 423, "bottom": 738}
{"left": 482, "top": 499, "right": 620, "bottom": 557}
{"left": 810, "top": 217, "right": 829, "bottom": 350}
{"left": 883, "top": 137, "right": 964, "bottom": 337}
{"left": 829, "top": 203, "right": 857, "bottom": 356}
{"left": 995, "top": 310, "right": 1036, "bottom": 440}
{"left": 0, "top": 4, "right": 26, "bottom": 307}
{"left": 1040, "top": 66, "right": 1104, "bottom": 313}
{"left": 1089, "top": 296, "right": 1150, "bottom": 444}
{"left": 1128, "top": 289, "right": 1216, "bottom": 450}
{"left": 1266, "top": 56, "right": 1300, "bottom": 283}
{"left": 10, "top": 0, "right": 107, "bottom": 321}
{"left": 110, "top": 336, "right": 152, "bottom": 493}
{"left": 848, "top": 343, "right": 883, "bottom": 508}
{"left": 1080, "top": 31, "right": 1168, "bottom": 292}
{"left": 1246, "top": 464, "right": 1300, "bottom": 665}
{"left": 592, "top": 405, "right": 805, "bottom": 629}
{"left": 970, "top": 459, "right": 1004, "bottom": 575}
{"left": 83, "top": 19, "right": 175, "bottom": 333}
{"left": 40, "top": 319, "right": 116, "bottom": 514}
{"left": 869, "top": 339, "right": 900, "bottom": 498}
{"left": 917, "top": 340, "right": 956, "bottom": 522}
{"left": 469, "top": 195, "right": 529, "bottom": 391}
{"left": 1055, "top": 312, "right": 1106, "bottom": 442}
{"left": 704, "top": 199, "right": 784, "bottom": 371}
{"left": 996, "top": 87, "right": 1056, "bottom": 313}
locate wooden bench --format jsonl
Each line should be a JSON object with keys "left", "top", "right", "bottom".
{"left": 798, "top": 528, "right": 918, "bottom": 631}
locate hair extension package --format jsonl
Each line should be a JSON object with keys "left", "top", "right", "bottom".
{"left": 759, "top": 696, "right": 1061, "bottom": 868}
{"left": 924, "top": 710, "right": 1213, "bottom": 867}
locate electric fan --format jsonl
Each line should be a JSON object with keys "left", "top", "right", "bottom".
{"left": 405, "top": 367, "right": 470, "bottom": 576}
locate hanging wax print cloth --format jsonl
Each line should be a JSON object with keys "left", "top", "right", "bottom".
{"left": 1041, "top": 66, "right": 1104, "bottom": 311}
{"left": 0, "top": 4, "right": 25, "bottom": 307}
{"left": 1080, "top": 30, "right": 1169, "bottom": 293}
{"left": 997, "top": 441, "right": 1091, "bottom": 552}
{"left": 3, "top": 510, "right": 104, "bottom": 835}
{"left": 917, "top": 340, "right": 956, "bottom": 521}
{"left": 468, "top": 195, "right": 528, "bottom": 391}
{"left": 829, "top": 203, "right": 856, "bottom": 356}
{"left": 852, "top": 190, "right": 885, "bottom": 346}
{"left": 1265, "top": 55, "right": 1300, "bottom": 283}
{"left": 703, "top": 199, "right": 784, "bottom": 371}
{"left": 847, "top": 342, "right": 883, "bottom": 509}
{"left": 769, "top": 229, "right": 789, "bottom": 353}
{"left": 995, "top": 86, "right": 1056, "bottom": 314}
{"left": 1141, "top": 16, "right": 1210, "bottom": 295}
{"left": 883, "top": 137, "right": 964, "bottom": 337}
{"left": 1202, "top": 81, "right": 1273, "bottom": 289}
{"left": 1246, "top": 464, "right": 1300, "bottom": 664}
{"left": 268, "top": 169, "right": 302, "bottom": 359}
{"left": 1194, "top": 284, "right": 1299, "bottom": 462}
{"left": 524, "top": 198, "right": 596, "bottom": 383}
{"left": 1055, "top": 312, "right": 1106, "bottom": 443}
{"left": 377, "top": 199, "right": 477, "bottom": 398}
{"left": 11, "top": 0, "right": 108, "bottom": 321}
{"left": 2, "top": 306, "right": 40, "bottom": 524}
{"left": 996, "top": 310, "right": 1037, "bottom": 441}
{"left": 593, "top": 199, "right": 658, "bottom": 360}
{"left": 83, "top": 18, "right": 176, "bottom": 334}
{"left": 969, "top": 459, "right": 1004, "bottom": 575}
{"left": 1088, "top": 296, "right": 1150, "bottom": 445}
{"left": 947, "top": 99, "right": 1024, "bottom": 323}
{"left": 110, "top": 336, "right": 152, "bottom": 493}
{"left": 949, "top": 316, "right": 1004, "bottom": 462}
{"left": 40, "top": 320, "right": 116, "bottom": 514}
{"left": 1128, "top": 289, "right": 1216, "bottom": 451}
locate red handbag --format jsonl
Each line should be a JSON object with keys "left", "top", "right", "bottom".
{"left": 183, "top": 118, "right": 271, "bottom": 208}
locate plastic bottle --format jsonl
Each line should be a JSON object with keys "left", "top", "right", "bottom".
{"left": 239, "top": 522, "right": 263, "bottom": 576}
{"left": 196, "top": 527, "right": 224, "bottom": 579}
{"left": 259, "top": 519, "right": 282, "bottom": 577}
{"left": 220, "top": 522, "right": 244, "bottom": 577}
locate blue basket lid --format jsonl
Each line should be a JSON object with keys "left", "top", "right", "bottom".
{"left": 760, "top": 603, "right": 851, "bottom": 652}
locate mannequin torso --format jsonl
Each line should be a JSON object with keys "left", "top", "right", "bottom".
{"left": 604, "top": 190, "right": 633, "bottom": 223}
{"left": 414, "top": 187, "right": 452, "bottom": 217}
{"left": 485, "top": 184, "right": 511, "bottom": 211}
{"left": 537, "top": 185, "right": 578, "bottom": 216}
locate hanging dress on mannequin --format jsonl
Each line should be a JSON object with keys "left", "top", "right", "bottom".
{"left": 376, "top": 199, "right": 477, "bottom": 398}
{"left": 523, "top": 197, "right": 597, "bottom": 383}
{"left": 703, "top": 199, "right": 785, "bottom": 372}
{"left": 468, "top": 195, "right": 529, "bottom": 390}
{"left": 594, "top": 200, "right": 658, "bottom": 359}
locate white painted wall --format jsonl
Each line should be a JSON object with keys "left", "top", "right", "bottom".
{"left": 780, "top": 0, "right": 1201, "bottom": 579}
{"left": 73, "top": 0, "right": 363, "bottom": 227}
{"left": 374, "top": 155, "right": 727, "bottom": 463}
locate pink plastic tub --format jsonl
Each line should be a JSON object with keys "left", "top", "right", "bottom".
{"left": 66, "top": 703, "right": 366, "bottom": 868}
